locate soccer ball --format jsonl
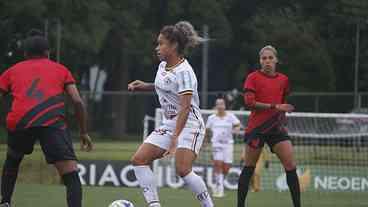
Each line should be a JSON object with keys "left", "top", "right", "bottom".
{"left": 109, "top": 200, "right": 134, "bottom": 207}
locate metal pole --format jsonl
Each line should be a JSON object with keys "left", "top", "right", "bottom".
{"left": 354, "top": 22, "right": 360, "bottom": 109}
{"left": 44, "top": 19, "right": 49, "bottom": 39}
{"left": 201, "top": 25, "right": 209, "bottom": 109}
{"left": 44, "top": 19, "right": 50, "bottom": 59}
{"left": 56, "top": 19, "right": 62, "bottom": 63}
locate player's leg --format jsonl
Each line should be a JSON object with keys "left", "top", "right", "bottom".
{"left": 252, "top": 151, "right": 265, "bottom": 192}
{"left": 271, "top": 140, "right": 300, "bottom": 207}
{"left": 237, "top": 139, "right": 263, "bottom": 207}
{"left": 217, "top": 143, "right": 233, "bottom": 197}
{"left": 176, "top": 127, "right": 213, "bottom": 207}
{"left": 131, "top": 143, "right": 165, "bottom": 207}
{"left": 1, "top": 130, "right": 34, "bottom": 206}
{"left": 1, "top": 149, "right": 24, "bottom": 205}
{"left": 54, "top": 160, "right": 81, "bottom": 207}
{"left": 222, "top": 143, "right": 233, "bottom": 175}
{"left": 38, "top": 128, "right": 81, "bottom": 207}
{"left": 175, "top": 148, "right": 213, "bottom": 207}
{"left": 131, "top": 128, "right": 168, "bottom": 207}
{"left": 212, "top": 145, "right": 224, "bottom": 197}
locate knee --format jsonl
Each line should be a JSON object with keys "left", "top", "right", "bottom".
{"left": 176, "top": 166, "right": 191, "bottom": 177}
{"left": 245, "top": 159, "right": 257, "bottom": 167}
{"left": 55, "top": 160, "right": 78, "bottom": 175}
{"left": 131, "top": 154, "right": 150, "bottom": 166}
{"left": 283, "top": 160, "right": 296, "bottom": 171}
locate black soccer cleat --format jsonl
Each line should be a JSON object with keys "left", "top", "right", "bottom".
{"left": 0, "top": 202, "right": 10, "bottom": 207}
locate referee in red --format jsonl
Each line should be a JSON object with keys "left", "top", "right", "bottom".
{"left": 237, "top": 45, "right": 300, "bottom": 207}
{"left": 0, "top": 30, "right": 92, "bottom": 207}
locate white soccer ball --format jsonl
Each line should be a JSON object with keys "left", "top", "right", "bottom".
{"left": 109, "top": 200, "right": 134, "bottom": 207}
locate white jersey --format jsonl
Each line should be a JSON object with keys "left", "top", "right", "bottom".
{"left": 206, "top": 112, "right": 240, "bottom": 144}
{"left": 154, "top": 59, "right": 203, "bottom": 128}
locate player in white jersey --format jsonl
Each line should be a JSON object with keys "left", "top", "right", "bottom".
{"left": 128, "top": 21, "right": 213, "bottom": 207}
{"left": 205, "top": 97, "right": 240, "bottom": 197}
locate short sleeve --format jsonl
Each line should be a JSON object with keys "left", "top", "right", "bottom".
{"left": 206, "top": 116, "right": 213, "bottom": 129}
{"left": 243, "top": 74, "right": 256, "bottom": 93}
{"left": 177, "top": 70, "right": 195, "bottom": 95}
{"left": 0, "top": 70, "right": 11, "bottom": 93}
{"left": 64, "top": 69, "right": 76, "bottom": 86}
{"left": 231, "top": 114, "right": 241, "bottom": 126}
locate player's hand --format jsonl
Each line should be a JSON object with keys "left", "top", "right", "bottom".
{"left": 128, "top": 80, "right": 147, "bottom": 91}
{"left": 275, "top": 104, "right": 294, "bottom": 113}
{"left": 163, "top": 136, "right": 178, "bottom": 157}
{"left": 80, "top": 133, "right": 93, "bottom": 152}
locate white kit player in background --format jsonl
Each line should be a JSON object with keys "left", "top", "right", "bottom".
{"left": 205, "top": 97, "right": 241, "bottom": 198}
{"left": 128, "top": 21, "right": 213, "bottom": 207}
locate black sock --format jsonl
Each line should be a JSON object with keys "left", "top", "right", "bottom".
{"left": 1, "top": 152, "right": 23, "bottom": 204}
{"left": 286, "top": 169, "right": 301, "bottom": 207}
{"left": 237, "top": 166, "right": 255, "bottom": 207}
{"left": 62, "top": 171, "right": 82, "bottom": 207}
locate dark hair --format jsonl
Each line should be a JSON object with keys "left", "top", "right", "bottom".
{"left": 160, "top": 21, "right": 205, "bottom": 55}
{"left": 23, "top": 29, "right": 49, "bottom": 57}
{"left": 216, "top": 95, "right": 227, "bottom": 103}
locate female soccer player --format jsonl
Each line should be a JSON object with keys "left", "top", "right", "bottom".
{"left": 237, "top": 45, "right": 301, "bottom": 207}
{"left": 205, "top": 97, "right": 240, "bottom": 197}
{"left": 128, "top": 21, "right": 213, "bottom": 207}
{"left": 0, "top": 30, "right": 92, "bottom": 207}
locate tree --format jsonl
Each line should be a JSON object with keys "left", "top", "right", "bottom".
{"left": 245, "top": 6, "right": 336, "bottom": 91}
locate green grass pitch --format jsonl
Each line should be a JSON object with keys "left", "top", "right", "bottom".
{"left": 1, "top": 140, "right": 368, "bottom": 206}
{"left": 10, "top": 184, "right": 368, "bottom": 207}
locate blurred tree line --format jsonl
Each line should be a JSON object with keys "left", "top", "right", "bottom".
{"left": 0, "top": 0, "right": 367, "bottom": 136}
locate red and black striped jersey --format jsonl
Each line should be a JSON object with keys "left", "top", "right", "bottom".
{"left": 0, "top": 58, "right": 75, "bottom": 131}
{"left": 243, "top": 70, "right": 290, "bottom": 134}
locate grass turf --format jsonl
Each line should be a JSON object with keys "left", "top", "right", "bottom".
{"left": 10, "top": 184, "right": 368, "bottom": 207}
{"left": 1, "top": 141, "right": 368, "bottom": 206}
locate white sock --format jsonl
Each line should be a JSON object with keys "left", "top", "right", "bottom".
{"left": 215, "top": 173, "right": 224, "bottom": 194}
{"left": 183, "top": 171, "right": 214, "bottom": 207}
{"left": 133, "top": 165, "right": 161, "bottom": 207}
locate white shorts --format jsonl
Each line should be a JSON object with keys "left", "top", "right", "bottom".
{"left": 212, "top": 143, "right": 234, "bottom": 164}
{"left": 144, "top": 124, "right": 205, "bottom": 155}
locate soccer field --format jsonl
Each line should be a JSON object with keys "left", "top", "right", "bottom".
{"left": 1, "top": 141, "right": 368, "bottom": 206}
{"left": 10, "top": 184, "right": 368, "bottom": 207}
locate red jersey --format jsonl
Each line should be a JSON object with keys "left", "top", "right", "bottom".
{"left": 0, "top": 58, "right": 75, "bottom": 131}
{"left": 243, "top": 70, "right": 290, "bottom": 134}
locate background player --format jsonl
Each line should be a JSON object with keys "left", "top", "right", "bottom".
{"left": 0, "top": 30, "right": 92, "bottom": 207}
{"left": 237, "top": 45, "right": 301, "bottom": 207}
{"left": 205, "top": 97, "right": 240, "bottom": 197}
{"left": 128, "top": 21, "right": 213, "bottom": 207}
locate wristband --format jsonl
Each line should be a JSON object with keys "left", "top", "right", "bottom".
{"left": 270, "top": 103, "right": 276, "bottom": 109}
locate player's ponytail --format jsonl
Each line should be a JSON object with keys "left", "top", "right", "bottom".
{"left": 174, "top": 21, "right": 206, "bottom": 49}
{"left": 160, "top": 21, "right": 206, "bottom": 55}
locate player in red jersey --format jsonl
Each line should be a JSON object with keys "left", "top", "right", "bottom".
{"left": 0, "top": 30, "right": 92, "bottom": 207}
{"left": 237, "top": 45, "right": 300, "bottom": 207}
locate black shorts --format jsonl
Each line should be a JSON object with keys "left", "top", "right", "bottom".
{"left": 244, "top": 130, "right": 290, "bottom": 152}
{"left": 7, "top": 127, "right": 77, "bottom": 164}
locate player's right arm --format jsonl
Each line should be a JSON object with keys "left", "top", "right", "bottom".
{"left": 65, "top": 84, "right": 93, "bottom": 152}
{"left": 128, "top": 80, "right": 155, "bottom": 91}
{"left": 243, "top": 75, "right": 294, "bottom": 112}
